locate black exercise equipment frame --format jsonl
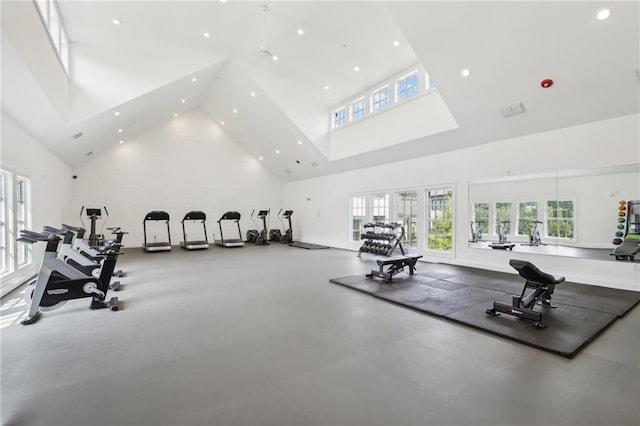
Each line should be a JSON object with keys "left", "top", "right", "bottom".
{"left": 486, "top": 259, "right": 565, "bottom": 329}
{"left": 366, "top": 254, "right": 423, "bottom": 282}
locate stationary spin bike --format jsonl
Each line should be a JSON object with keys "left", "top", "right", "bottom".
{"left": 18, "top": 230, "right": 119, "bottom": 325}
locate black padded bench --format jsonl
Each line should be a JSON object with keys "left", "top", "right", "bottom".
{"left": 610, "top": 238, "right": 639, "bottom": 261}
{"left": 366, "top": 254, "right": 423, "bottom": 282}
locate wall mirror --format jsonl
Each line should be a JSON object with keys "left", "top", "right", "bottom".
{"left": 468, "top": 163, "right": 640, "bottom": 261}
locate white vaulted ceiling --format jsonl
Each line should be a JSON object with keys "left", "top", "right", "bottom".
{"left": 2, "top": 1, "right": 639, "bottom": 181}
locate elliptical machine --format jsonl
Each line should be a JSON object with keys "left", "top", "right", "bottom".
{"left": 280, "top": 210, "right": 294, "bottom": 244}
{"left": 255, "top": 210, "right": 270, "bottom": 245}
{"left": 246, "top": 210, "right": 259, "bottom": 243}
{"left": 18, "top": 230, "right": 120, "bottom": 325}
{"left": 268, "top": 209, "right": 283, "bottom": 242}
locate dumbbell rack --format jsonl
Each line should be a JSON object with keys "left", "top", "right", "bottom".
{"left": 358, "top": 222, "right": 405, "bottom": 257}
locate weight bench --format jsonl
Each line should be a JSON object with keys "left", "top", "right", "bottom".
{"left": 366, "top": 254, "right": 423, "bottom": 282}
{"left": 486, "top": 259, "right": 565, "bottom": 329}
{"left": 610, "top": 238, "right": 639, "bottom": 261}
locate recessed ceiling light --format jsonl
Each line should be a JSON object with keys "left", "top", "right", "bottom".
{"left": 203, "top": 32, "right": 211, "bottom": 38}
{"left": 250, "top": 91, "right": 256, "bottom": 97}
{"left": 259, "top": 156, "right": 263, "bottom": 161}
{"left": 354, "top": 66, "right": 360, "bottom": 72}
{"left": 112, "top": 19, "right": 121, "bottom": 25}
{"left": 297, "top": 28, "right": 304, "bottom": 35}
{"left": 119, "top": 140, "right": 124, "bottom": 144}
{"left": 461, "top": 68, "right": 471, "bottom": 77}
{"left": 272, "top": 55, "right": 279, "bottom": 61}
{"left": 192, "top": 77, "right": 197, "bottom": 83}
{"left": 220, "top": 0, "right": 227, "bottom": 3}
{"left": 275, "top": 149, "right": 280, "bottom": 154}
{"left": 233, "top": 108, "right": 238, "bottom": 114}
{"left": 181, "top": 99, "right": 186, "bottom": 103}
{"left": 114, "top": 111, "right": 120, "bottom": 116}
{"left": 118, "top": 128, "right": 123, "bottom": 133}
{"left": 393, "top": 40, "right": 400, "bottom": 47}
{"left": 596, "top": 9, "right": 611, "bottom": 20}
{"left": 220, "top": 121, "right": 225, "bottom": 125}
{"left": 174, "top": 113, "right": 179, "bottom": 117}
{"left": 324, "top": 85, "right": 330, "bottom": 90}
{"left": 297, "top": 140, "right": 302, "bottom": 145}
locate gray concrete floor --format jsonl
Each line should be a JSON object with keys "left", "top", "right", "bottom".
{"left": 1, "top": 244, "right": 639, "bottom": 426}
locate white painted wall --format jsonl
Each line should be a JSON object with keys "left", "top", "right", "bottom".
{"left": 1, "top": 113, "right": 72, "bottom": 296}
{"left": 284, "top": 113, "right": 640, "bottom": 290}
{"left": 328, "top": 90, "right": 458, "bottom": 160}
{"left": 69, "top": 108, "right": 284, "bottom": 248}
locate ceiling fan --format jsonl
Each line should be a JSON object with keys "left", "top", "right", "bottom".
{"left": 258, "top": 5, "right": 278, "bottom": 61}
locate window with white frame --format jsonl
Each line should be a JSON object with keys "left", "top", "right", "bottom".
{"left": 372, "top": 194, "right": 389, "bottom": 223}
{"left": 546, "top": 200, "right": 575, "bottom": 240}
{"left": 397, "top": 71, "right": 419, "bottom": 101}
{"left": 426, "top": 187, "right": 453, "bottom": 252}
{"left": 0, "top": 170, "right": 33, "bottom": 276}
{"left": 494, "top": 202, "right": 512, "bottom": 237}
{"left": 517, "top": 201, "right": 538, "bottom": 237}
{"left": 16, "top": 176, "right": 32, "bottom": 267}
{"left": 371, "top": 85, "right": 390, "bottom": 112}
{"left": 472, "top": 202, "right": 490, "bottom": 235}
{"left": 350, "top": 97, "right": 365, "bottom": 121}
{"left": 33, "top": 0, "right": 70, "bottom": 75}
{"left": 333, "top": 107, "right": 346, "bottom": 128}
{"left": 351, "top": 195, "right": 366, "bottom": 241}
{"left": 396, "top": 191, "right": 418, "bottom": 246}
{"left": 0, "top": 172, "right": 7, "bottom": 275}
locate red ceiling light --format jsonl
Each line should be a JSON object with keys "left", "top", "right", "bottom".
{"left": 540, "top": 79, "right": 554, "bottom": 88}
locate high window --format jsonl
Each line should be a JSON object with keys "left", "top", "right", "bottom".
{"left": 333, "top": 107, "right": 346, "bottom": 128}
{"left": 397, "top": 71, "right": 419, "bottom": 102}
{"left": 396, "top": 191, "right": 418, "bottom": 246}
{"left": 371, "top": 85, "right": 390, "bottom": 112}
{"left": 350, "top": 97, "right": 365, "bottom": 121}
{"left": 16, "top": 177, "right": 32, "bottom": 267}
{"left": 351, "top": 195, "right": 366, "bottom": 241}
{"left": 426, "top": 187, "right": 453, "bottom": 252}
{"left": 34, "top": 0, "right": 70, "bottom": 75}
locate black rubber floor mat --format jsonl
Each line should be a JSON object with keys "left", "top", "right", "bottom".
{"left": 447, "top": 301, "right": 618, "bottom": 358}
{"left": 329, "top": 269, "right": 639, "bottom": 358}
{"left": 289, "top": 242, "right": 330, "bottom": 249}
{"left": 329, "top": 276, "right": 411, "bottom": 294}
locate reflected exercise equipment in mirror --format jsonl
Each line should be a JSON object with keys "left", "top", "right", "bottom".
{"left": 468, "top": 164, "right": 640, "bottom": 262}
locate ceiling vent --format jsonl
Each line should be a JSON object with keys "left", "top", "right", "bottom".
{"left": 72, "top": 132, "right": 83, "bottom": 139}
{"left": 285, "top": 169, "right": 291, "bottom": 174}
{"left": 310, "top": 161, "right": 318, "bottom": 167}
{"left": 499, "top": 102, "right": 526, "bottom": 118}
{"left": 85, "top": 151, "right": 93, "bottom": 157}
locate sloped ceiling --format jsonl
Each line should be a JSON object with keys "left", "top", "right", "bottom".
{"left": 2, "top": 1, "right": 639, "bottom": 182}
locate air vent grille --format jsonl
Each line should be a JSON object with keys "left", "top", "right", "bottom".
{"left": 500, "top": 102, "right": 526, "bottom": 118}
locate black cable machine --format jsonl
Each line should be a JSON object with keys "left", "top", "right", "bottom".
{"left": 143, "top": 211, "right": 172, "bottom": 252}
{"left": 180, "top": 211, "right": 209, "bottom": 250}
{"left": 215, "top": 211, "right": 245, "bottom": 247}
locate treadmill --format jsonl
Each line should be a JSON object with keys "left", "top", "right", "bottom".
{"left": 180, "top": 211, "right": 209, "bottom": 250}
{"left": 143, "top": 211, "right": 172, "bottom": 252}
{"left": 215, "top": 211, "right": 245, "bottom": 247}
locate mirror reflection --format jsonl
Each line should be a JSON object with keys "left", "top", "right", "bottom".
{"left": 469, "top": 164, "right": 640, "bottom": 261}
